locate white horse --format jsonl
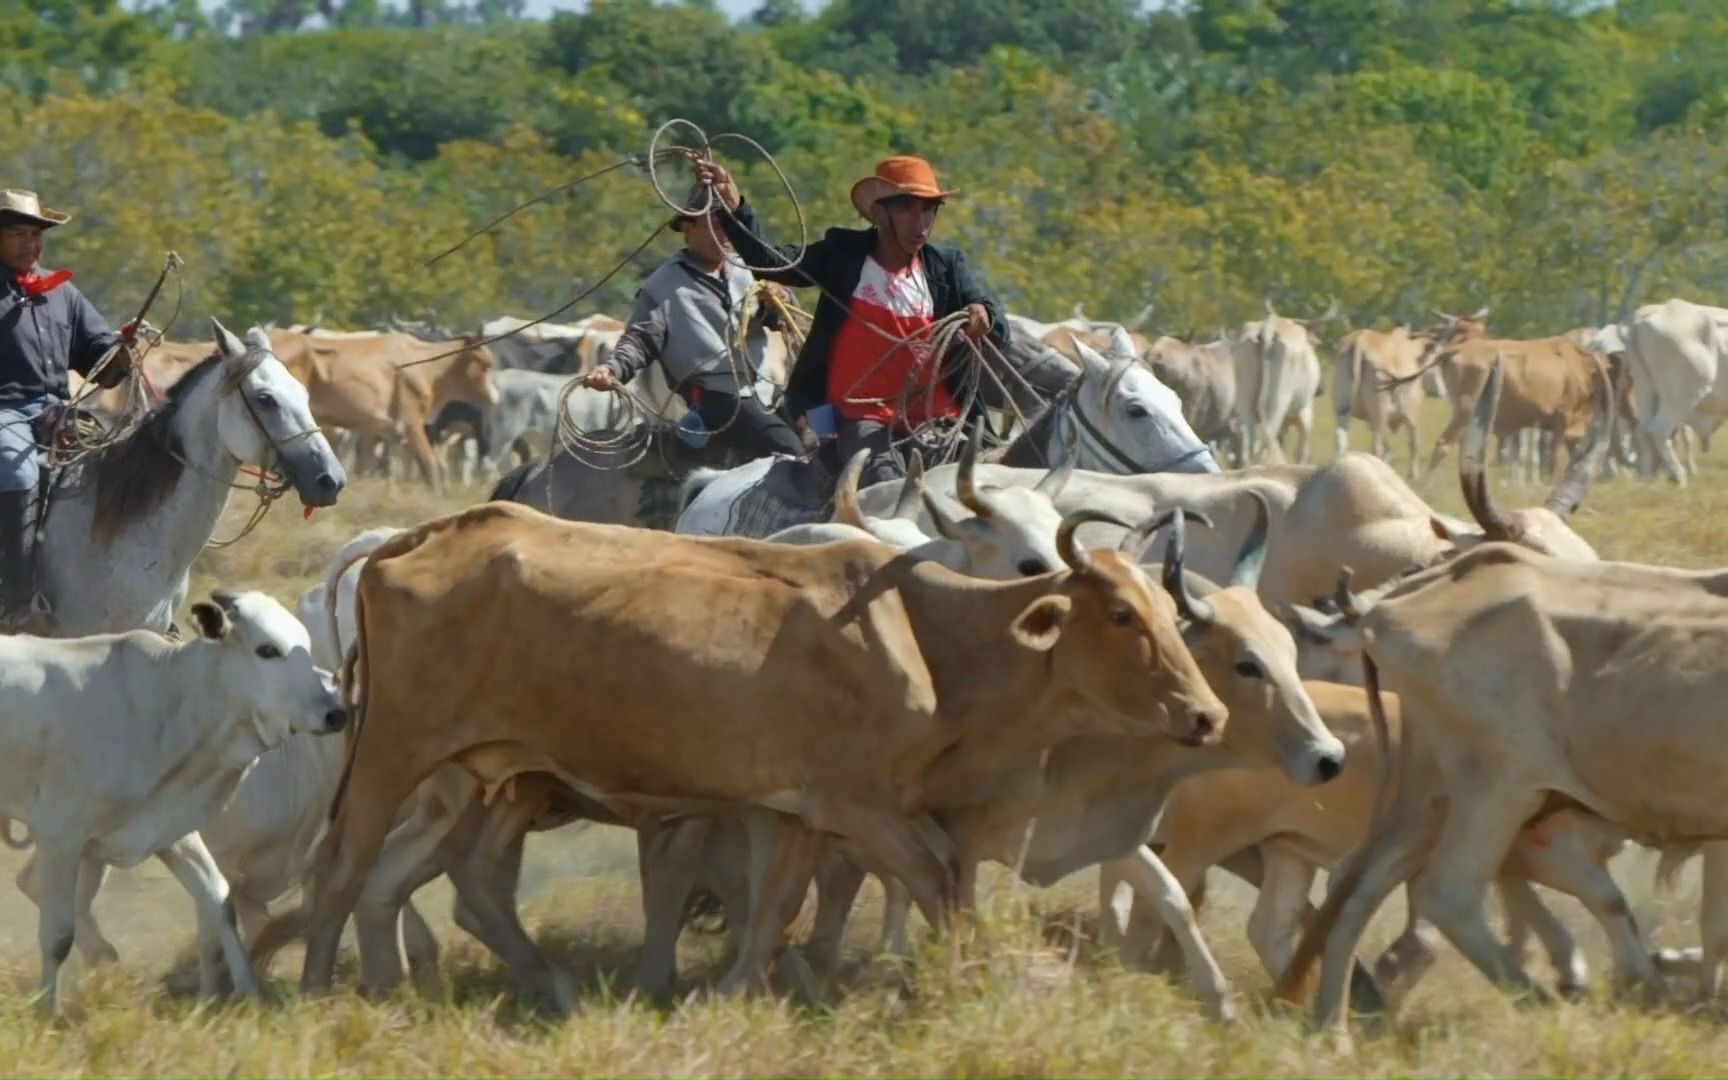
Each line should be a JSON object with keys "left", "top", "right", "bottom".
{"left": 675, "top": 335, "right": 1214, "bottom": 538}
{"left": 37, "top": 319, "right": 345, "bottom": 635}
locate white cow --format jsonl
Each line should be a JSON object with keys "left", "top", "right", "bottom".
{"left": 0, "top": 592, "right": 345, "bottom": 1013}
{"left": 1228, "top": 300, "right": 1333, "bottom": 464}
{"left": 1617, "top": 298, "right": 1728, "bottom": 485}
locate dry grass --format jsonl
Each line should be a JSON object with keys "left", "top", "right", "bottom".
{"left": 5, "top": 398, "right": 1726, "bottom": 1076}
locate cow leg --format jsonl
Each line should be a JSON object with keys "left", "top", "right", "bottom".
{"left": 1504, "top": 818, "right": 1653, "bottom": 997}
{"left": 302, "top": 763, "right": 424, "bottom": 992}
{"left": 1307, "top": 813, "right": 1432, "bottom": 1032}
{"left": 878, "top": 875, "right": 913, "bottom": 958}
{"left": 717, "top": 816, "right": 821, "bottom": 996}
{"left": 351, "top": 793, "right": 475, "bottom": 995}
{"left": 1425, "top": 405, "right": 1469, "bottom": 475}
{"left": 821, "top": 805, "right": 954, "bottom": 936}
{"left": 1111, "top": 843, "right": 1235, "bottom": 1022}
{"left": 158, "top": 833, "right": 261, "bottom": 1000}
{"left": 16, "top": 854, "right": 120, "bottom": 967}
{"left": 636, "top": 816, "right": 713, "bottom": 1001}
{"left": 1497, "top": 876, "right": 1589, "bottom": 997}
{"left": 404, "top": 421, "right": 445, "bottom": 493}
{"left": 444, "top": 796, "right": 572, "bottom": 1010}
{"left": 1246, "top": 847, "right": 1318, "bottom": 986}
{"left": 30, "top": 844, "right": 81, "bottom": 1016}
{"left": 1405, "top": 789, "right": 1551, "bottom": 1005}
{"left": 1371, "top": 898, "right": 1443, "bottom": 1005}
{"left": 803, "top": 847, "right": 867, "bottom": 980}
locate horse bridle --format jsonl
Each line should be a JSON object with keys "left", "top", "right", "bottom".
{"left": 1055, "top": 364, "right": 1212, "bottom": 475}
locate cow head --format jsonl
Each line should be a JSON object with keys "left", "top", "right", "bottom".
{"left": 1157, "top": 494, "right": 1345, "bottom": 785}
{"left": 921, "top": 419, "right": 1068, "bottom": 577}
{"left": 1011, "top": 511, "right": 1227, "bottom": 747}
{"left": 1433, "top": 354, "right": 1605, "bottom": 562}
{"left": 441, "top": 337, "right": 501, "bottom": 407}
{"left": 211, "top": 320, "right": 347, "bottom": 508}
{"left": 187, "top": 590, "right": 347, "bottom": 751}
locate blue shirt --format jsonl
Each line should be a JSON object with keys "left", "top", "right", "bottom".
{"left": 0, "top": 273, "right": 121, "bottom": 404}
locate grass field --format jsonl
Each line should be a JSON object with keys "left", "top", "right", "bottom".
{"left": 3, "top": 397, "right": 1727, "bottom": 1076}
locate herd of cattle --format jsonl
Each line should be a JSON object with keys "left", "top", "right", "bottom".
{"left": 9, "top": 295, "right": 1728, "bottom": 1041}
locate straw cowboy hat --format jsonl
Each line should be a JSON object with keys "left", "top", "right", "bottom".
{"left": 849, "top": 156, "right": 958, "bottom": 221}
{"left": 0, "top": 190, "right": 69, "bottom": 229}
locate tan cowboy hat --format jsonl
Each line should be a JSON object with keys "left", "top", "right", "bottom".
{"left": 0, "top": 190, "right": 69, "bottom": 229}
{"left": 849, "top": 156, "right": 958, "bottom": 221}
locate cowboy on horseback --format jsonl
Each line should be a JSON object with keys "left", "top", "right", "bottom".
{"left": 0, "top": 189, "right": 140, "bottom": 628}
{"left": 581, "top": 185, "right": 805, "bottom": 461}
{"left": 696, "top": 155, "right": 1010, "bottom": 486}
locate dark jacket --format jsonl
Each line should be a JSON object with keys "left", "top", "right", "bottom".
{"left": 719, "top": 199, "right": 1010, "bottom": 420}
{"left": 0, "top": 274, "right": 120, "bottom": 405}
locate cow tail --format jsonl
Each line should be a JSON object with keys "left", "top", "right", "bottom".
{"left": 0, "top": 817, "right": 31, "bottom": 850}
{"left": 324, "top": 575, "right": 370, "bottom": 827}
{"left": 1274, "top": 651, "right": 1399, "bottom": 1004}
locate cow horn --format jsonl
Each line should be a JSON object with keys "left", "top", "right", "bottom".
{"left": 1161, "top": 511, "right": 1216, "bottom": 625}
{"left": 923, "top": 490, "right": 968, "bottom": 541}
{"left": 1263, "top": 297, "right": 1278, "bottom": 319}
{"left": 1334, "top": 566, "right": 1365, "bottom": 623}
{"left": 1311, "top": 296, "right": 1341, "bottom": 325}
{"left": 1471, "top": 305, "right": 1491, "bottom": 321}
{"left": 833, "top": 450, "right": 871, "bottom": 528}
{"left": 1034, "top": 421, "right": 1080, "bottom": 498}
{"left": 892, "top": 451, "right": 926, "bottom": 520}
{"left": 1231, "top": 489, "right": 1271, "bottom": 590}
{"left": 1125, "top": 302, "right": 1154, "bottom": 331}
{"left": 1433, "top": 308, "right": 1458, "bottom": 324}
{"left": 1055, "top": 510, "right": 1133, "bottom": 576}
{"left": 955, "top": 416, "right": 990, "bottom": 516}
{"left": 1118, "top": 508, "right": 1214, "bottom": 559}
{"left": 1544, "top": 360, "right": 1612, "bottom": 517}
{"left": 1459, "top": 355, "right": 1522, "bottom": 542}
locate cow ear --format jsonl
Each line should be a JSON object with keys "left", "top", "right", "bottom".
{"left": 1011, "top": 594, "right": 1073, "bottom": 652}
{"left": 189, "top": 601, "right": 231, "bottom": 641}
{"left": 1281, "top": 602, "right": 1358, "bottom": 648}
{"left": 1429, "top": 515, "right": 1462, "bottom": 542}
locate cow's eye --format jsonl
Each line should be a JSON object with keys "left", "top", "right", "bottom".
{"left": 1110, "top": 607, "right": 1136, "bottom": 627}
{"left": 256, "top": 644, "right": 282, "bottom": 660}
{"left": 1235, "top": 659, "right": 1264, "bottom": 679}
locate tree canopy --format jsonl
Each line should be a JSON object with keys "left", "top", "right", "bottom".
{"left": 4, "top": 0, "right": 1724, "bottom": 337}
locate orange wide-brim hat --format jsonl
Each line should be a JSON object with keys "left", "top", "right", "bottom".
{"left": 848, "top": 156, "right": 959, "bottom": 220}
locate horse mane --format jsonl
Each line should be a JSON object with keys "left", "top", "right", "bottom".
{"left": 89, "top": 352, "right": 227, "bottom": 544}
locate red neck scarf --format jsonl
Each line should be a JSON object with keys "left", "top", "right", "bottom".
{"left": 13, "top": 269, "right": 72, "bottom": 297}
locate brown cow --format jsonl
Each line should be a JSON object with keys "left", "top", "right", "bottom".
{"left": 1406, "top": 334, "right": 1607, "bottom": 480}
{"left": 272, "top": 330, "right": 497, "bottom": 491}
{"left": 299, "top": 501, "right": 1226, "bottom": 996}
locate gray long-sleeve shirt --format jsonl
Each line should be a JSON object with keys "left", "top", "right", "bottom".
{"left": 0, "top": 273, "right": 121, "bottom": 404}
{"left": 605, "top": 250, "right": 776, "bottom": 395}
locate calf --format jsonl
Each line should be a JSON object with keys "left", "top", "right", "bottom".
{"left": 0, "top": 593, "right": 344, "bottom": 1013}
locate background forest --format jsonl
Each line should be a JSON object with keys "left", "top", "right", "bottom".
{"left": 5, "top": 0, "right": 1724, "bottom": 340}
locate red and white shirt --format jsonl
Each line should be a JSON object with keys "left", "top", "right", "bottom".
{"left": 827, "top": 255, "right": 958, "bottom": 428}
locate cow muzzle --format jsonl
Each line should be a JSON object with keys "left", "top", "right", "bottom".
{"left": 1172, "top": 704, "right": 1226, "bottom": 748}
{"left": 315, "top": 707, "right": 349, "bottom": 734}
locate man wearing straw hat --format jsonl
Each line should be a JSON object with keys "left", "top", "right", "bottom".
{"left": 0, "top": 189, "right": 137, "bottom": 626}
{"left": 697, "top": 155, "right": 1009, "bottom": 485}
{"left": 580, "top": 186, "right": 804, "bottom": 459}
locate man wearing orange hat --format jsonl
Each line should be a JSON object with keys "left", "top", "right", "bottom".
{"left": 0, "top": 189, "right": 137, "bottom": 626}
{"left": 697, "top": 155, "right": 1009, "bottom": 484}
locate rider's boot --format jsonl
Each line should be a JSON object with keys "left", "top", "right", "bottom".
{"left": 0, "top": 488, "right": 45, "bottom": 634}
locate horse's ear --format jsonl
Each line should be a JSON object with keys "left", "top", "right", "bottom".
{"left": 211, "top": 318, "right": 246, "bottom": 359}
{"left": 244, "top": 327, "right": 272, "bottom": 354}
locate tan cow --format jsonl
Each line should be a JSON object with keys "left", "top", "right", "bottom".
{"left": 272, "top": 330, "right": 497, "bottom": 491}
{"left": 299, "top": 501, "right": 1226, "bottom": 996}
{"left": 1405, "top": 332, "right": 1607, "bottom": 481}
{"left": 1274, "top": 512, "right": 1728, "bottom": 1033}
{"left": 1145, "top": 334, "right": 1237, "bottom": 454}
{"left": 834, "top": 503, "right": 1344, "bottom": 1021}
{"left": 1114, "top": 682, "right": 1640, "bottom": 1004}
